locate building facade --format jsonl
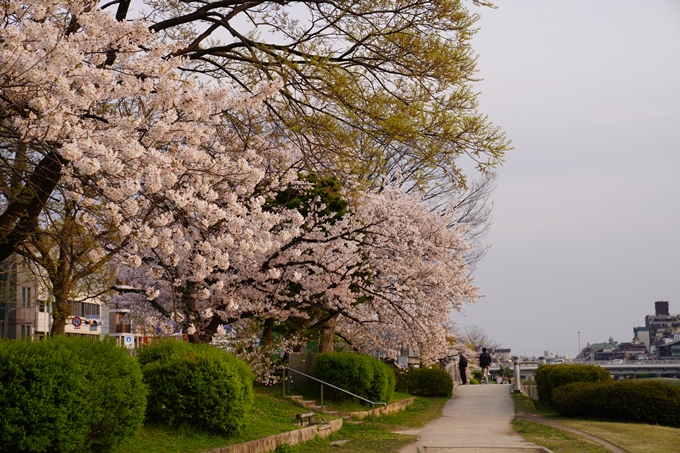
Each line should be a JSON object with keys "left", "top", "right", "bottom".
{"left": 645, "top": 301, "right": 680, "bottom": 355}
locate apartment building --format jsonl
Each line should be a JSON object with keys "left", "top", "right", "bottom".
{"left": 0, "top": 254, "right": 145, "bottom": 346}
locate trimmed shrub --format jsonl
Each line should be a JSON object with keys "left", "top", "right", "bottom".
{"left": 369, "top": 357, "right": 397, "bottom": 402}
{"left": 395, "top": 367, "right": 453, "bottom": 397}
{"left": 0, "top": 336, "right": 146, "bottom": 453}
{"left": 552, "top": 380, "right": 680, "bottom": 427}
{"left": 535, "top": 364, "right": 611, "bottom": 405}
{"left": 313, "top": 352, "right": 395, "bottom": 402}
{"left": 138, "top": 339, "right": 253, "bottom": 436}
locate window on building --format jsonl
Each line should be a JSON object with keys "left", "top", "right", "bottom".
{"left": 20, "top": 287, "right": 32, "bottom": 307}
{"left": 70, "top": 301, "right": 101, "bottom": 318}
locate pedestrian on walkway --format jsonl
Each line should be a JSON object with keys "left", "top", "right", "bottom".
{"left": 479, "top": 347, "right": 491, "bottom": 383}
{"left": 458, "top": 353, "right": 468, "bottom": 385}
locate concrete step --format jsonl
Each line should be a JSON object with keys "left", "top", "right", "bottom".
{"left": 301, "top": 400, "right": 316, "bottom": 408}
{"left": 290, "top": 395, "right": 303, "bottom": 402}
{"left": 310, "top": 405, "right": 328, "bottom": 411}
{"left": 324, "top": 410, "right": 339, "bottom": 415}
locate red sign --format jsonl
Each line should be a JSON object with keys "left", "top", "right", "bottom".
{"left": 72, "top": 316, "right": 82, "bottom": 327}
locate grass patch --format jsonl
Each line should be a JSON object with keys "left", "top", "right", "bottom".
{"left": 511, "top": 392, "right": 680, "bottom": 453}
{"left": 283, "top": 396, "right": 446, "bottom": 453}
{"left": 283, "top": 422, "right": 417, "bottom": 453}
{"left": 113, "top": 383, "right": 439, "bottom": 453}
{"left": 378, "top": 397, "right": 447, "bottom": 428}
{"left": 532, "top": 399, "right": 558, "bottom": 417}
{"left": 512, "top": 393, "right": 535, "bottom": 415}
{"left": 559, "top": 420, "right": 680, "bottom": 453}
{"left": 286, "top": 386, "right": 410, "bottom": 413}
{"left": 512, "top": 419, "right": 610, "bottom": 453}
{"left": 114, "top": 385, "right": 325, "bottom": 453}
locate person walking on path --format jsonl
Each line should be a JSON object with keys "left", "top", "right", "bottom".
{"left": 398, "top": 385, "right": 545, "bottom": 453}
{"left": 458, "top": 353, "right": 468, "bottom": 385}
{"left": 479, "top": 347, "right": 492, "bottom": 383}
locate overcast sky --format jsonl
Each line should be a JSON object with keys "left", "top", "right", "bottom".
{"left": 453, "top": 0, "right": 680, "bottom": 358}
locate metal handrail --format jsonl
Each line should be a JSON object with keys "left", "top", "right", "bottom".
{"left": 283, "top": 367, "right": 387, "bottom": 427}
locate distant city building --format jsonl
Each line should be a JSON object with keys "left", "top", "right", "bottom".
{"left": 581, "top": 340, "right": 621, "bottom": 361}
{"left": 657, "top": 337, "right": 680, "bottom": 359}
{"left": 645, "top": 301, "right": 680, "bottom": 355}
{"left": 633, "top": 326, "right": 650, "bottom": 352}
{"left": 617, "top": 340, "right": 647, "bottom": 360}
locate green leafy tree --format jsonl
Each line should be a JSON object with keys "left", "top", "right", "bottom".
{"left": 110, "top": 0, "right": 510, "bottom": 195}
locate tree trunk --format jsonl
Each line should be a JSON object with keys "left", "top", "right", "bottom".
{"left": 50, "top": 286, "right": 70, "bottom": 336}
{"left": 319, "top": 315, "right": 339, "bottom": 353}
{"left": 261, "top": 318, "right": 275, "bottom": 348}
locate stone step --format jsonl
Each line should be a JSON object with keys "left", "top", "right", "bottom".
{"left": 310, "top": 405, "right": 328, "bottom": 411}
{"left": 301, "top": 400, "right": 317, "bottom": 408}
{"left": 290, "top": 395, "right": 303, "bottom": 402}
{"left": 324, "top": 410, "right": 339, "bottom": 415}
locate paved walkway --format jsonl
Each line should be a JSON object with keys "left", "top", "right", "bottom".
{"left": 398, "top": 385, "right": 546, "bottom": 453}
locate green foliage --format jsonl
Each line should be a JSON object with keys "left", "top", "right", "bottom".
{"left": 535, "top": 364, "right": 611, "bottom": 405}
{"left": 552, "top": 380, "right": 680, "bottom": 427}
{"left": 472, "top": 369, "right": 482, "bottom": 380}
{"left": 312, "top": 352, "right": 395, "bottom": 402}
{"left": 395, "top": 368, "right": 453, "bottom": 398}
{"left": 268, "top": 173, "right": 349, "bottom": 222}
{"left": 138, "top": 340, "right": 253, "bottom": 436}
{"left": 469, "top": 378, "right": 480, "bottom": 385}
{"left": 0, "top": 336, "right": 146, "bottom": 453}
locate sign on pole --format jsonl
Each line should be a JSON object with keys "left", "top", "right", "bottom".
{"left": 72, "top": 316, "right": 82, "bottom": 328}
{"left": 124, "top": 335, "right": 134, "bottom": 348}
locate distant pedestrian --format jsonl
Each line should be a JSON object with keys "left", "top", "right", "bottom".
{"left": 479, "top": 347, "right": 492, "bottom": 383}
{"left": 458, "top": 353, "right": 468, "bottom": 385}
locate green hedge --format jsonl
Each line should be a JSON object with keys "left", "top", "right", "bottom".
{"left": 0, "top": 336, "right": 146, "bottom": 453}
{"left": 395, "top": 368, "right": 453, "bottom": 397}
{"left": 552, "top": 380, "right": 680, "bottom": 427}
{"left": 312, "top": 352, "right": 395, "bottom": 402}
{"left": 138, "top": 339, "right": 253, "bottom": 436}
{"left": 535, "top": 364, "right": 611, "bottom": 405}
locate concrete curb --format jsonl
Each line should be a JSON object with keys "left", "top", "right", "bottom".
{"left": 336, "top": 397, "right": 416, "bottom": 419}
{"left": 204, "top": 418, "right": 343, "bottom": 453}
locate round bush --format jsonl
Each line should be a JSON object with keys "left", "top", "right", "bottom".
{"left": 369, "top": 357, "right": 397, "bottom": 402}
{"left": 395, "top": 368, "right": 453, "bottom": 397}
{"left": 138, "top": 339, "right": 253, "bottom": 436}
{"left": 552, "top": 380, "right": 680, "bottom": 427}
{"left": 535, "top": 364, "right": 611, "bottom": 405}
{"left": 0, "top": 336, "right": 146, "bottom": 453}
{"left": 313, "top": 352, "right": 395, "bottom": 402}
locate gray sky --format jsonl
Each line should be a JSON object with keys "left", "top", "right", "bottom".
{"left": 454, "top": 0, "right": 680, "bottom": 358}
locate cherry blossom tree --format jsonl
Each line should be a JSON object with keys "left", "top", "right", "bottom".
{"left": 118, "top": 178, "right": 479, "bottom": 363}
{"left": 0, "top": 0, "right": 292, "bottom": 332}
{"left": 104, "top": 0, "right": 510, "bottom": 198}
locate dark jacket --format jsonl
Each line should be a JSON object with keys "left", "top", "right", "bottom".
{"left": 479, "top": 352, "right": 491, "bottom": 367}
{"left": 458, "top": 355, "right": 468, "bottom": 369}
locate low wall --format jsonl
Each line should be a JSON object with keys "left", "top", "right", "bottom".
{"left": 336, "top": 397, "right": 416, "bottom": 420}
{"left": 522, "top": 384, "right": 538, "bottom": 400}
{"left": 205, "top": 418, "right": 343, "bottom": 453}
